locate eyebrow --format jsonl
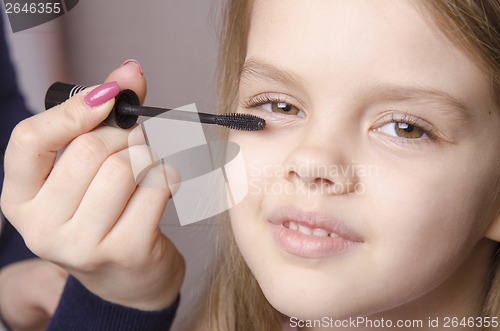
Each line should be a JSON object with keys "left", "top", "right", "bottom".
{"left": 241, "top": 58, "right": 471, "bottom": 120}
{"left": 367, "top": 83, "right": 471, "bottom": 121}
{"left": 241, "top": 58, "right": 306, "bottom": 90}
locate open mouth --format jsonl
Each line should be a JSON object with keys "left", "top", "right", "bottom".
{"left": 283, "top": 221, "right": 340, "bottom": 238}
{"left": 268, "top": 206, "right": 363, "bottom": 258}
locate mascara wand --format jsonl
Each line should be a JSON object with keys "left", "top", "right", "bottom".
{"left": 45, "top": 82, "right": 266, "bottom": 131}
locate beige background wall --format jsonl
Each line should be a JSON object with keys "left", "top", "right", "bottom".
{"left": 3, "top": 1, "right": 221, "bottom": 329}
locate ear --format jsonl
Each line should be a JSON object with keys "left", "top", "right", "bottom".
{"left": 485, "top": 213, "right": 500, "bottom": 242}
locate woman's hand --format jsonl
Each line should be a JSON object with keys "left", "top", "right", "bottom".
{"left": 0, "top": 259, "right": 67, "bottom": 331}
{"left": 0, "top": 61, "right": 185, "bottom": 311}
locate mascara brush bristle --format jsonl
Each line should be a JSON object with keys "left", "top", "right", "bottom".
{"left": 215, "top": 113, "right": 266, "bottom": 131}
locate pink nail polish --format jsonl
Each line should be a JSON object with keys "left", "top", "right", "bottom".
{"left": 121, "top": 59, "right": 144, "bottom": 75}
{"left": 84, "top": 82, "right": 120, "bottom": 108}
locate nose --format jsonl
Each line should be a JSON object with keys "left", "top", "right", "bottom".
{"left": 284, "top": 144, "right": 359, "bottom": 196}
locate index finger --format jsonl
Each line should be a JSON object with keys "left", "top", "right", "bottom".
{"left": 2, "top": 83, "right": 118, "bottom": 206}
{"left": 104, "top": 59, "right": 147, "bottom": 104}
{"left": 1, "top": 60, "right": 147, "bottom": 208}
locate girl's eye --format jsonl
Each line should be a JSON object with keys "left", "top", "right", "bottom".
{"left": 241, "top": 94, "right": 306, "bottom": 118}
{"left": 377, "top": 122, "right": 426, "bottom": 139}
{"left": 262, "top": 101, "right": 302, "bottom": 116}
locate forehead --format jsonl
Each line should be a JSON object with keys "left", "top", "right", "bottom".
{"left": 246, "top": 0, "right": 491, "bottom": 113}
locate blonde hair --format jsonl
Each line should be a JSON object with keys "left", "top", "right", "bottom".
{"left": 186, "top": 1, "right": 500, "bottom": 330}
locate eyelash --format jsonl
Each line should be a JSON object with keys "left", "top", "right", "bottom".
{"left": 241, "top": 93, "right": 305, "bottom": 117}
{"left": 374, "top": 113, "right": 437, "bottom": 141}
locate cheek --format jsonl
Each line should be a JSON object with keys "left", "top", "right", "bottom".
{"left": 229, "top": 131, "right": 292, "bottom": 197}
{"left": 227, "top": 133, "right": 278, "bottom": 251}
{"left": 366, "top": 151, "right": 495, "bottom": 283}
{"left": 228, "top": 181, "right": 274, "bottom": 294}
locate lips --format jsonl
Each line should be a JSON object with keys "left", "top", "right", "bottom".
{"left": 268, "top": 207, "right": 363, "bottom": 258}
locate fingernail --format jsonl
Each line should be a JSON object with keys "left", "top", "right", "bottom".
{"left": 121, "top": 59, "right": 144, "bottom": 75}
{"left": 84, "top": 82, "right": 120, "bottom": 108}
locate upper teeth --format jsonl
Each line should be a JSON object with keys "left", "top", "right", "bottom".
{"left": 287, "top": 221, "right": 339, "bottom": 238}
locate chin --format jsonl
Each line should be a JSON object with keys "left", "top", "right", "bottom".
{"left": 256, "top": 274, "right": 358, "bottom": 321}
{"left": 265, "top": 291, "right": 347, "bottom": 321}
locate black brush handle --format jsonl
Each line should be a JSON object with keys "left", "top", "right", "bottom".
{"left": 45, "top": 82, "right": 140, "bottom": 129}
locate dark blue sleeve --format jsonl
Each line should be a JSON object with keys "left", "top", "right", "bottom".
{"left": 0, "top": 12, "right": 36, "bottom": 268}
{"left": 48, "top": 276, "right": 179, "bottom": 331}
{"left": 0, "top": 13, "right": 33, "bottom": 156}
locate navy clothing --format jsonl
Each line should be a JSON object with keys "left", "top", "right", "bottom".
{"left": 48, "top": 276, "right": 179, "bottom": 331}
{"left": 0, "top": 13, "right": 36, "bottom": 268}
{"left": 0, "top": 14, "right": 178, "bottom": 330}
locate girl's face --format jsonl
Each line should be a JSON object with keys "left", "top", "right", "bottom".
{"left": 228, "top": 0, "right": 500, "bottom": 321}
